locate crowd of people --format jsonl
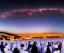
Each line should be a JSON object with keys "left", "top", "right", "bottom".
{"left": 0, "top": 40, "right": 64, "bottom": 53}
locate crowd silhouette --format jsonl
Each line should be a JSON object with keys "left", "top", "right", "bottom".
{"left": 0, "top": 40, "right": 63, "bottom": 53}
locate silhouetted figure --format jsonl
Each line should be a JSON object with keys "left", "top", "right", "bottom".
{"left": 13, "top": 48, "right": 20, "bottom": 53}
{"left": 45, "top": 45, "right": 51, "bottom": 53}
{"left": 20, "top": 44, "right": 24, "bottom": 50}
{"left": 0, "top": 42, "right": 5, "bottom": 53}
{"left": 45, "top": 42, "right": 51, "bottom": 53}
{"left": 31, "top": 41, "right": 38, "bottom": 53}
{"left": 28, "top": 41, "right": 32, "bottom": 51}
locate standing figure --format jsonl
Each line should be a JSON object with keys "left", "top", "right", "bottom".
{"left": 31, "top": 41, "right": 38, "bottom": 53}
{"left": 0, "top": 42, "right": 5, "bottom": 53}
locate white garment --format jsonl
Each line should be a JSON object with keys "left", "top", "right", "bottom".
{"left": 4, "top": 47, "right": 12, "bottom": 53}
{"left": 43, "top": 46, "right": 47, "bottom": 53}
{"left": 4, "top": 45, "right": 12, "bottom": 53}
{"left": 17, "top": 43, "right": 21, "bottom": 51}
{"left": 20, "top": 51, "right": 29, "bottom": 53}
{"left": 54, "top": 44, "right": 58, "bottom": 48}
{"left": 20, "top": 47, "right": 29, "bottom": 53}
{"left": 62, "top": 41, "right": 64, "bottom": 53}
{"left": 37, "top": 43, "right": 41, "bottom": 53}
{"left": 12, "top": 43, "right": 17, "bottom": 51}
{"left": 5, "top": 50, "right": 12, "bottom": 53}
{"left": 53, "top": 50, "right": 60, "bottom": 53}
{"left": 0, "top": 50, "right": 3, "bottom": 53}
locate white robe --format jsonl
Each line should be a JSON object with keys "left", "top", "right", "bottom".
{"left": 0, "top": 50, "right": 3, "bottom": 53}
{"left": 61, "top": 41, "right": 64, "bottom": 53}
{"left": 20, "top": 51, "right": 29, "bottom": 53}
{"left": 37, "top": 43, "right": 41, "bottom": 53}
{"left": 4, "top": 50, "right": 12, "bottom": 53}
{"left": 12, "top": 43, "right": 17, "bottom": 51}
{"left": 4, "top": 45, "right": 12, "bottom": 53}
{"left": 17, "top": 43, "right": 21, "bottom": 51}
{"left": 53, "top": 50, "right": 60, "bottom": 53}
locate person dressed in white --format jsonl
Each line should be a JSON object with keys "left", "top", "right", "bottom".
{"left": 20, "top": 47, "right": 29, "bottom": 53}
{"left": 53, "top": 44, "right": 60, "bottom": 53}
{"left": 36, "top": 42, "right": 41, "bottom": 53}
{"left": 12, "top": 43, "right": 17, "bottom": 51}
{"left": 61, "top": 41, "right": 64, "bottom": 53}
{"left": 53, "top": 50, "right": 60, "bottom": 53}
{"left": 4, "top": 45, "right": 12, "bottom": 53}
{"left": 17, "top": 42, "right": 21, "bottom": 51}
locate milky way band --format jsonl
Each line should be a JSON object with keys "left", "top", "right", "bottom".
{"left": 0, "top": 8, "right": 64, "bottom": 18}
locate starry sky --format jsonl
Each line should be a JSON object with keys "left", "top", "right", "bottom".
{"left": 0, "top": 0, "right": 64, "bottom": 33}
{"left": 0, "top": 0, "right": 64, "bottom": 11}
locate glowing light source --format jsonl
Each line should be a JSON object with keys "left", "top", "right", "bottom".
{"left": 28, "top": 12, "right": 32, "bottom": 15}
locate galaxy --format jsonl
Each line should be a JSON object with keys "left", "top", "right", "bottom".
{"left": 0, "top": 8, "right": 64, "bottom": 18}
{"left": 0, "top": 0, "right": 64, "bottom": 33}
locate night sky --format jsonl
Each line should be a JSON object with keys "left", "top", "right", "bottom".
{"left": 0, "top": 0, "right": 64, "bottom": 33}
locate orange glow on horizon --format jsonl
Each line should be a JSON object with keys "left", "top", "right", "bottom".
{"left": 0, "top": 30, "right": 64, "bottom": 35}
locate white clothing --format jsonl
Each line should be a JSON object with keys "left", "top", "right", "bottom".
{"left": 20, "top": 51, "right": 29, "bottom": 53}
{"left": 53, "top": 50, "right": 60, "bottom": 53}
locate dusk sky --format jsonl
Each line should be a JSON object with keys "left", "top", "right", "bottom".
{"left": 0, "top": 0, "right": 64, "bottom": 33}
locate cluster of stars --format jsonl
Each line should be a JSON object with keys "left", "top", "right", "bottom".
{"left": 0, "top": 8, "right": 64, "bottom": 18}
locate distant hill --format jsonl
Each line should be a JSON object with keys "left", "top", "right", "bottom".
{"left": 0, "top": 31, "right": 21, "bottom": 39}
{"left": 0, "top": 31, "right": 18, "bottom": 36}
